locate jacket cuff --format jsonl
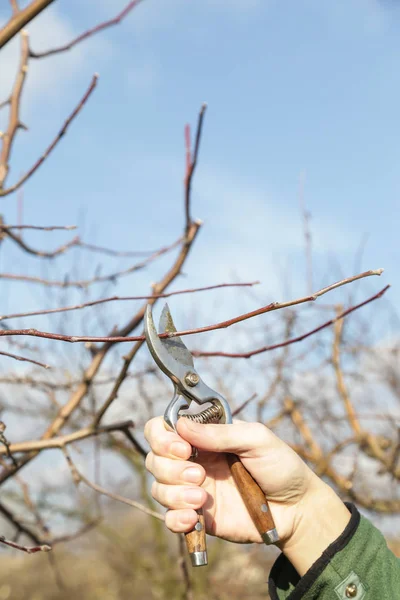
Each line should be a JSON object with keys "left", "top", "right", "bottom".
{"left": 268, "top": 503, "right": 360, "bottom": 600}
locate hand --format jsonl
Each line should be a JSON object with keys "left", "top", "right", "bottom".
{"left": 144, "top": 417, "right": 351, "bottom": 575}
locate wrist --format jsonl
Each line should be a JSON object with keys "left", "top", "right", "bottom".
{"left": 279, "top": 475, "right": 351, "bottom": 577}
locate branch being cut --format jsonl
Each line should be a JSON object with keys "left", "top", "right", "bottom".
{"left": 0, "top": 74, "right": 98, "bottom": 197}
{"left": 0, "top": 0, "right": 55, "bottom": 50}
{"left": 0, "top": 274, "right": 386, "bottom": 345}
{"left": 0, "top": 281, "right": 259, "bottom": 321}
{"left": 29, "top": 0, "right": 144, "bottom": 58}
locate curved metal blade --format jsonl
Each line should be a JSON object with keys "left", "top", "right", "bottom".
{"left": 144, "top": 304, "right": 193, "bottom": 381}
{"left": 159, "top": 303, "right": 194, "bottom": 368}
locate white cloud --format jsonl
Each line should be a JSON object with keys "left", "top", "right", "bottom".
{"left": 0, "top": 6, "right": 110, "bottom": 114}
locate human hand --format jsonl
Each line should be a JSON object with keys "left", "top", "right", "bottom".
{"left": 144, "top": 417, "right": 350, "bottom": 575}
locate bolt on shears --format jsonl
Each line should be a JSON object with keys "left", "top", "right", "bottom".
{"left": 144, "top": 304, "right": 279, "bottom": 567}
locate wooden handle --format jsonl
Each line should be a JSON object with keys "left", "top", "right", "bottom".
{"left": 226, "top": 453, "right": 279, "bottom": 545}
{"left": 185, "top": 507, "right": 207, "bottom": 566}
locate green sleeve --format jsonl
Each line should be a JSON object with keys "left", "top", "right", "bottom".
{"left": 268, "top": 504, "right": 400, "bottom": 600}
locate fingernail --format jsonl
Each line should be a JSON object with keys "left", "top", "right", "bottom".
{"left": 183, "top": 467, "right": 202, "bottom": 483}
{"left": 170, "top": 442, "right": 189, "bottom": 458}
{"left": 183, "top": 488, "right": 204, "bottom": 505}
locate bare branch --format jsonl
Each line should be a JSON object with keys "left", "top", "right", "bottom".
{"left": 0, "top": 30, "right": 29, "bottom": 189}
{"left": 171, "top": 269, "right": 385, "bottom": 339}
{"left": 195, "top": 285, "right": 390, "bottom": 358}
{"left": 0, "top": 273, "right": 386, "bottom": 345}
{"left": 0, "top": 74, "right": 98, "bottom": 197}
{"left": 0, "top": 419, "right": 135, "bottom": 455}
{"left": 0, "top": 0, "right": 55, "bottom": 51}
{"left": 4, "top": 229, "right": 80, "bottom": 258}
{"left": 185, "top": 103, "right": 207, "bottom": 230}
{"left": 0, "top": 234, "right": 181, "bottom": 286}
{"left": 0, "top": 535, "right": 51, "bottom": 554}
{"left": 0, "top": 349, "right": 50, "bottom": 368}
{"left": 0, "top": 224, "right": 77, "bottom": 231}
{"left": 62, "top": 448, "right": 164, "bottom": 521}
{"left": 0, "top": 281, "right": 259, "bottom": 321}
{"left": 29, "top": 0, "right": 144, "bottom": 58}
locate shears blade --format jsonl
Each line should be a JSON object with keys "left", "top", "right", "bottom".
{"left": 158, "top": 304, "right": 194, "bottom": 368}
{"left": 144, "top": 304, "right": 193, "bottom": 381}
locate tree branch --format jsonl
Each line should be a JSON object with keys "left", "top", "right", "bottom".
{"left": 62, "top": 447, "right": 164, "bottom": 521}
{"left": 184, "top": 103, "right": 207, "bottom": 230}
{"left": 0, "top": 234, "right": 181, "bottom": 286}
{"left": 0, "top": 275, "right": 387, "bottom": 345}
{"left": 194, "top": 285, "right": 390, "bottom": 358}
{"left": 29, "top": 0, "right": 144, "bottom": 58}
{"left": 0, "top": 281, "right": 259, "bottom": 321}
{"left": 4, "top": 229, "right": 80, "bottom": 258}
{"left": 0, "top": 74, "right": 98, "bottom": 197}
{"left": 0, "top": 30, "right": 29, "bottom": 189}
{"left": 0, "top": 0, "right": 55, "bottom": 50}
{"left": 0, "top": 349, "right": 50, "bottom": 369}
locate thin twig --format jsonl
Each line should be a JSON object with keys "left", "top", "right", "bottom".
{"left": 232, "top": 393, "right": 257, "bottom": 417}
{"left": 0, "top": 74, "right": 98, "bottom": 197}
{"left": 0, "top": 281, "right": 259, "bottom": 321}
{"left": 0, "top": 535, "right": 51, "bottom": 553}
{"left": 62, "top": 447, "right": 164, "bottom": 521}
{"left": 0, "top": 224, "right": 77, "bottom": 231}
{"left": 0, "top": 349, "right": 50, "bottom": 369}
{"left": 4, "top": 230, "right": 80, "bottom": 259}
{"left": 74, "top": 239, "right": 178, "bottom": 257}
{"left": 0, "top": 235, "right": 181, "bottom": 286}
{"left": 185, "top": 103, "right": 207, "bottom": 230}
{"left": 29, "top": 0, "right": 144, "bottom": 58}
{"left": 0, "top": 277, "right": 387, "bottom": 346}
{"left": 194, "top": 286, "right": 390, "bottom": 358}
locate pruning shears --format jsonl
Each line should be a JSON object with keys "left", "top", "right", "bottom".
{"left": 144, "top": 304, "right": 279, "bottom": 567}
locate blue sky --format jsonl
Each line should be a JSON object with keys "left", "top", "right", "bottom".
{"left": 1, "top": 1, "right": 400, "bottom": 535}
{"left": 0, "top": 0, "right": 399, "bottom": 340}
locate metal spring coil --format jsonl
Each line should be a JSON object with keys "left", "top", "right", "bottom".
{"left": 182, "top": 404, "right": 223, "bottom": 424}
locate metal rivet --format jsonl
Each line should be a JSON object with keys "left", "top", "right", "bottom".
{"left": 345, "top": 583, "right": 357, "bottom": 598}
{"left": 185, "top": 372, "right": 200, "bottom": 387}
{"left": 195, "top": 521, "right": 203, "bottom": 531}
{"left": 261, "top": 504, "right": 269, "bottom": 513}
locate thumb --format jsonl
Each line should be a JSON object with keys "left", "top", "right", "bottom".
{"left": 176, "top": 418, "right": 283, "bottom": 458}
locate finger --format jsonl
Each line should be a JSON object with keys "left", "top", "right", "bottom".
{"left": 165, "top": 509, "right": 199, "bottom": 533}
{"left": 145, "top": 452, "right": 206, "bottom": 485}
{"left": 176, "top": 418, "right": 285, "bottom": 458}
{"left": 151, "top": 482, "right": 206, "bottom": 510}
{"left": 144, "top": 416, "right": 192, "bottom": 459}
